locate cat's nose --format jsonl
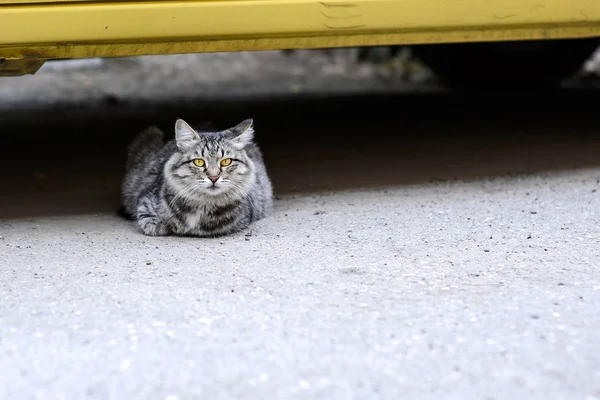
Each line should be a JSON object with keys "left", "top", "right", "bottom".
{"left": 207, "top": 176, "right": 219, "bottom": 183}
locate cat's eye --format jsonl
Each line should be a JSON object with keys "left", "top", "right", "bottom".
{"left": 220, "top": 158, "right": 232, "bottom": 167}
{"left": 192, "top": 159, "right": 205, "bottom": 167}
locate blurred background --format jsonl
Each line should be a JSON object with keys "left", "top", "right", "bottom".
{"left": 2, "top": 43, "right": 600, "bottom": 119}
{"left": 2, "top": 44, "right": 600, "bottom": 217}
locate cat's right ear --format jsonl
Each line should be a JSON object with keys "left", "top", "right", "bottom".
{"left": 228, "top": 119, "right": 255, "bottom": 150}
{"left": 175, "top": 119, "right": 199, "bottom": 151}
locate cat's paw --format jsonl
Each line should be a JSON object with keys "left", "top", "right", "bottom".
{"left": 138, "top": 218, "right": 170, "bottom": 236}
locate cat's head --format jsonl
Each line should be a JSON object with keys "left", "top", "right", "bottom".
{"left": 165, "top": 118, "right": 258, "bottom": 198}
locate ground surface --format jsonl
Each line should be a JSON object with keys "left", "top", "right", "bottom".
{"left": 0, "top": 51, "right": 600, "bottom": 399}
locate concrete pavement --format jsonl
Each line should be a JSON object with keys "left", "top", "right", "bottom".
{"left": 1, "top": 51, "right": 600, "bottom": 399}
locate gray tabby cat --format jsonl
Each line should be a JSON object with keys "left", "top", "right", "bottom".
{"left": 121, "top": 118, "right": 272, "bottom": 237}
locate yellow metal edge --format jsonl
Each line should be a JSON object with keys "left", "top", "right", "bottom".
{"left": 2, "top": 0, "right": 600, "bottom": 46}
{"left": 0, "top": 56, "right": 46, "bottom": 76}
{"left": 1, "top": 26, "right": 600, "bottom": 63}
{"left": 0, "top": 0, "right": 126, "bottom": 3}
{"left": 0, "top": 0, "right": 108, "bottom": 3}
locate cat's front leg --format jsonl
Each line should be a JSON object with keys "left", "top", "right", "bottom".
{"left": 136, "top": 196, "right": 170, "bottom": 236}
{"left": 137, "top": 215, "right": 170, "bottom": 236}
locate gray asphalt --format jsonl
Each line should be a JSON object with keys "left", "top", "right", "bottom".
{"left": 1, "top": 52, "right": 600, "bottom": 400}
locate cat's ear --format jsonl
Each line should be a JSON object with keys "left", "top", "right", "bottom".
{"left": 175, "top": 119, "right": 199, "bottom": 151}
{"left": 227, "top": 119, "right": 255, "bottom": 149}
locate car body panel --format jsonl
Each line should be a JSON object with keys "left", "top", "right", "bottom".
{"left": 1, "top": 0, "right": 600, "bottom": 75}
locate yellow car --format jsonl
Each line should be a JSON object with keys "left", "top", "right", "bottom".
{"left": 1, "top": 0, "right": 599, "bottom": 86}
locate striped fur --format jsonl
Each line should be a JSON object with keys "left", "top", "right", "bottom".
{"left": 121, "top": 119, "right": 272, "bottom": 237}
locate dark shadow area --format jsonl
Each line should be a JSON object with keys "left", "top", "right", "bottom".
{"left": 1, "top": 88, "right": 600, "bottom": 219}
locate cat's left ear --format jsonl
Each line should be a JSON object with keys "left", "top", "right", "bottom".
{"left": 175, "top": 119, "right": 199, "bottom": 151}
{"left": 228, "top": 119, "right": 254, "bottom": 149}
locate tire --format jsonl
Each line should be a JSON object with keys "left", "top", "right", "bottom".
{"left": 410, "top": 38, "right": 599, "bottom": 88}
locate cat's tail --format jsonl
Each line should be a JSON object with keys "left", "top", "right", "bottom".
{"left": 125, "top": 126, "right": 165, "bottom": 172}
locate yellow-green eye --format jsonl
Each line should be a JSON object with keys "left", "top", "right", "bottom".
{"left": 192, "top": 159, "right": 205, "bottom": 167}
{"left": 220, "top": 158, "right": 232, "bottom": 167}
